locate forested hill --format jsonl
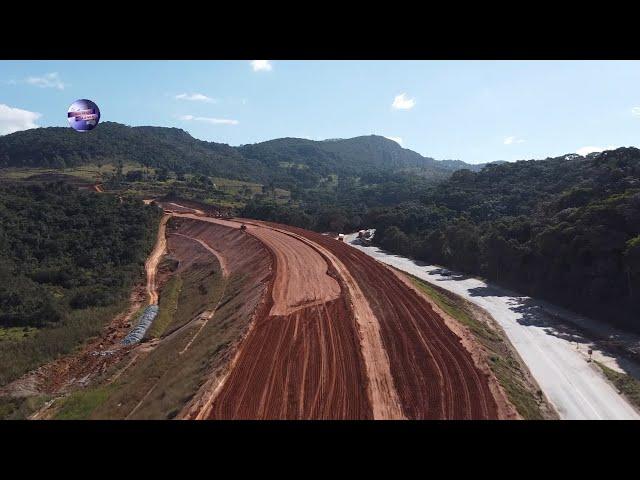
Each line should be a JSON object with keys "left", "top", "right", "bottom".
{"left": 0, "top": 122, "right": 258, "bottom": 179}
{"left": 238, "top": 136, "right": 483, "bottom": 180}
{"left": 368, "top": 147, "right": 640, "bottom": 332}
{"left": 0, "top": 122, "right": 478, "bottom": 186}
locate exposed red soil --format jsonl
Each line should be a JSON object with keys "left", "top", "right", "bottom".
{"left": 168, "top": 217, "right": 269, "bottom": 277}
{"left": 168, "top": 215, "right": 372, "bottom": 419}
{"left": 145, "top": 214, "right": 170, "bottom": 304}
{"left": 209, "top": 299, "right": 372, "bottom": 419}
{"left": 12, "top": 201, "right": 509, "bottom": 420}
{"left": 160, "top": 209, "right": 505, "bottom": 419}
{"left": 266, "top": 222, "right": 501, "bottom": 419}
{"left": 0, "top": 284, "right": 146, "bottom": 399}
{"left": 174, "top": 215, "right": 341, "bottom": 316}
{"left": 156, "top": 198, "right": 232, "bottom": 217}
{"left": 242, "top": 222, "right": 404, "bottom": 418}
{"left": 391, "top": 268, "right": 519, "bottom": 420}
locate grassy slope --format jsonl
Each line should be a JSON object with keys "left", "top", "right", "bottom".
{"left": 595, "top": 361, "right": 640, "bottom": 411}
{"left": 146, "top": 275, "right": 183, "bottom": 339}
{"left": 52, "top": 386, "right": 114, "bottom": 420}
{"left": 0, "top": 164, "right": 289, "bottom": 209}
{"left": 0, "top": 395, "right": 51, "bottom": 420}
{"left": 80, "top": 252, "right": 246, "bottom": 419}
{"left": 0, "top": 297, "right": 132, "bottom": 388}
{"left": 0, "top": 327, "right": 38, "bottom": 342}
{"left": 408, "top": 274, "right": 556, "bottom": 419}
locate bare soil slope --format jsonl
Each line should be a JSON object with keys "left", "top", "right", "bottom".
{"left": 171, "top": 212, "right": 505, "bottom": 419}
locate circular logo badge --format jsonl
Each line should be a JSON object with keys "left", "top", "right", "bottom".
{"left": 67, "top": 99, "right": 100, "bottom": 132}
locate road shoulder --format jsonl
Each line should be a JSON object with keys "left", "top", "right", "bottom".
{"left": 393, "top": 267, "right": 558, "bottom": 420}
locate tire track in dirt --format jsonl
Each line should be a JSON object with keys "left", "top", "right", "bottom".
{"left": 165, "top": 208, "right": 502, "bottom": 419}
{"left": 178, "top": 215, "right": 341, "bottom": 316}
{"left": 145, "top": 214, "right": 170, "bottom": 305}
{"left": 272, "top": 224, "right": 501, "bottom": 419}
{"left": 243, "top": 222, "right": 405, "bottom": 419}
{"left": 168, "top": 214, "right": 372, "bottom": 419}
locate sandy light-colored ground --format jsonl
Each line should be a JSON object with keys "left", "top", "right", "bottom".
{"left": 145, "top": 214, "right": 170, "bottom": 305}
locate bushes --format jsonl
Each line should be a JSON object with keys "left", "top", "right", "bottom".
{"left": 369, "top": 148, "right": 640, "bottom": 333}
{"left": 0, "top": 183, "right": 161, "bottom": 385}
{"left": 69, "top": 286, "right": 117, "bottom": 309}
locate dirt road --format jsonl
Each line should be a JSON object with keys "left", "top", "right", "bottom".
{"left": 175, "top": 214, "right": 340, "bottom": 315}
{"left": 173, "top": 214, "right": 372, "bottom": 418}
{"left": 277, "top": 224, "right": 500, "bottom": 419}
{"left": 145, "top": 214, "right": 170, "bottom": 305}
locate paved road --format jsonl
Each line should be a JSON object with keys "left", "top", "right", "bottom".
{"left": 345, "top": 234, "right": 640, "bottom": 420}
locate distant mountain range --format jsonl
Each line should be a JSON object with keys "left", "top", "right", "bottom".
{"left": 0, "top": 122, "right": 485, "bottom": 186}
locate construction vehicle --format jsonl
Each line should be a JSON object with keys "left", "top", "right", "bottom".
{"left": 359, "top": 229, "right": 374, "bottom": 246}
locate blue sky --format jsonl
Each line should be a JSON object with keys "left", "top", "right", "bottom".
{"left": 1, "top": 60, "right": 640, "bottom": 164}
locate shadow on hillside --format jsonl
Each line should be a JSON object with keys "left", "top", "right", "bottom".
{"left": 512, "top": 299, "right": 589, "bottom": 344}
{"left": 425, "top": 267, "right": 472, "bottom": 282}
{"left": 352, "top": 238, "right": 640, "bottom": 381}
{"left": 510, "top": 298, "right": 640, "bottom": 379}
{"left": 466, "top": 285, "right": 515, "bottom": 298}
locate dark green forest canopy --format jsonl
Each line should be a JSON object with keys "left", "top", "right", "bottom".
{"left": 2, "top": 123, "right": 639, "bottom": 334}
{"left": 240, "top": 148, "right": 640, "bottom": 332}
{"left": 367, "top": 148, "right": 640, "bottom": 333}
{"left": 0, "top": 182, "right": 160, "bottom": 328}
{"left": 0, "top": 122, "right": 481, "bottom": 189}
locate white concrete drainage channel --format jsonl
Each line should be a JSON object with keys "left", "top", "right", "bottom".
{"left": 122, "top": 305, "right": 159, "bottom": 345}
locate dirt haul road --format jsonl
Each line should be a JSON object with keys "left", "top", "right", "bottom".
{"left": 145, "top": 214, "right": 170, "bottom": 305}
{"left": 169, "top": 212, "right": 504, "bottom": 419}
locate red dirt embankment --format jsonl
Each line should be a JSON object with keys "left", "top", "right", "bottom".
{"left": 172, "top": 215, "right": 372, "bottom": 419}
{"left": 166, "top": 209, "right": 505, "bottom": 419}
{"left": 268, "top": 223, "right": 501, "bottom": 419}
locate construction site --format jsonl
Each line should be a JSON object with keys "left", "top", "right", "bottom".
{"left": 1, "top": 199, "right": 547, "bottom": 420}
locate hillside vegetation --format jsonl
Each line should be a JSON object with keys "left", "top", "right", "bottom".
{"left": 0, "top": 122, "right": 477, "bottom": 190}
{"left": 2, "top": 124, "right": 638, "bottom": 335}
{"left": 0, "top": 183, "right": 160, "bottom": 385}
{"left": 369, "top": 148, "right": 640, "bottom": 333}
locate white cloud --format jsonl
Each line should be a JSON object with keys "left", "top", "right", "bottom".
{"left": 385, "top": 136, "right": 403, "bottom": 146}
{"left": 632, "top": 106, "right": 640, "bottom": 117}
{"left": 576, "top": 145, "right": 618, "bottom": 156}
{"left": 504, "top": 136, "right": 525, "bottom": 145}
{"left": 25, "top": 72, "right": 67, "bottom": 90}
{"left": 0, "top": 104, "right": 41, "bottom": 135}
{"left": 251, "top": 60, "right": 273, "bottom": 72}
{"left": 179, "top": 115, "right": 238, "bottom": 125}
{"left": 175, "top": 93, "right": 216, "bottom": 103}
{"left": 392, "top": 93, "right": 415, "bottom": 110}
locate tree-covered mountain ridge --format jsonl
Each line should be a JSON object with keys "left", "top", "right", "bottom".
{"left": 367, "top": 146, "right": 640, "bottom": 332}
{"left": 0, "top": 122, "right": 484, "bottom": 185}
